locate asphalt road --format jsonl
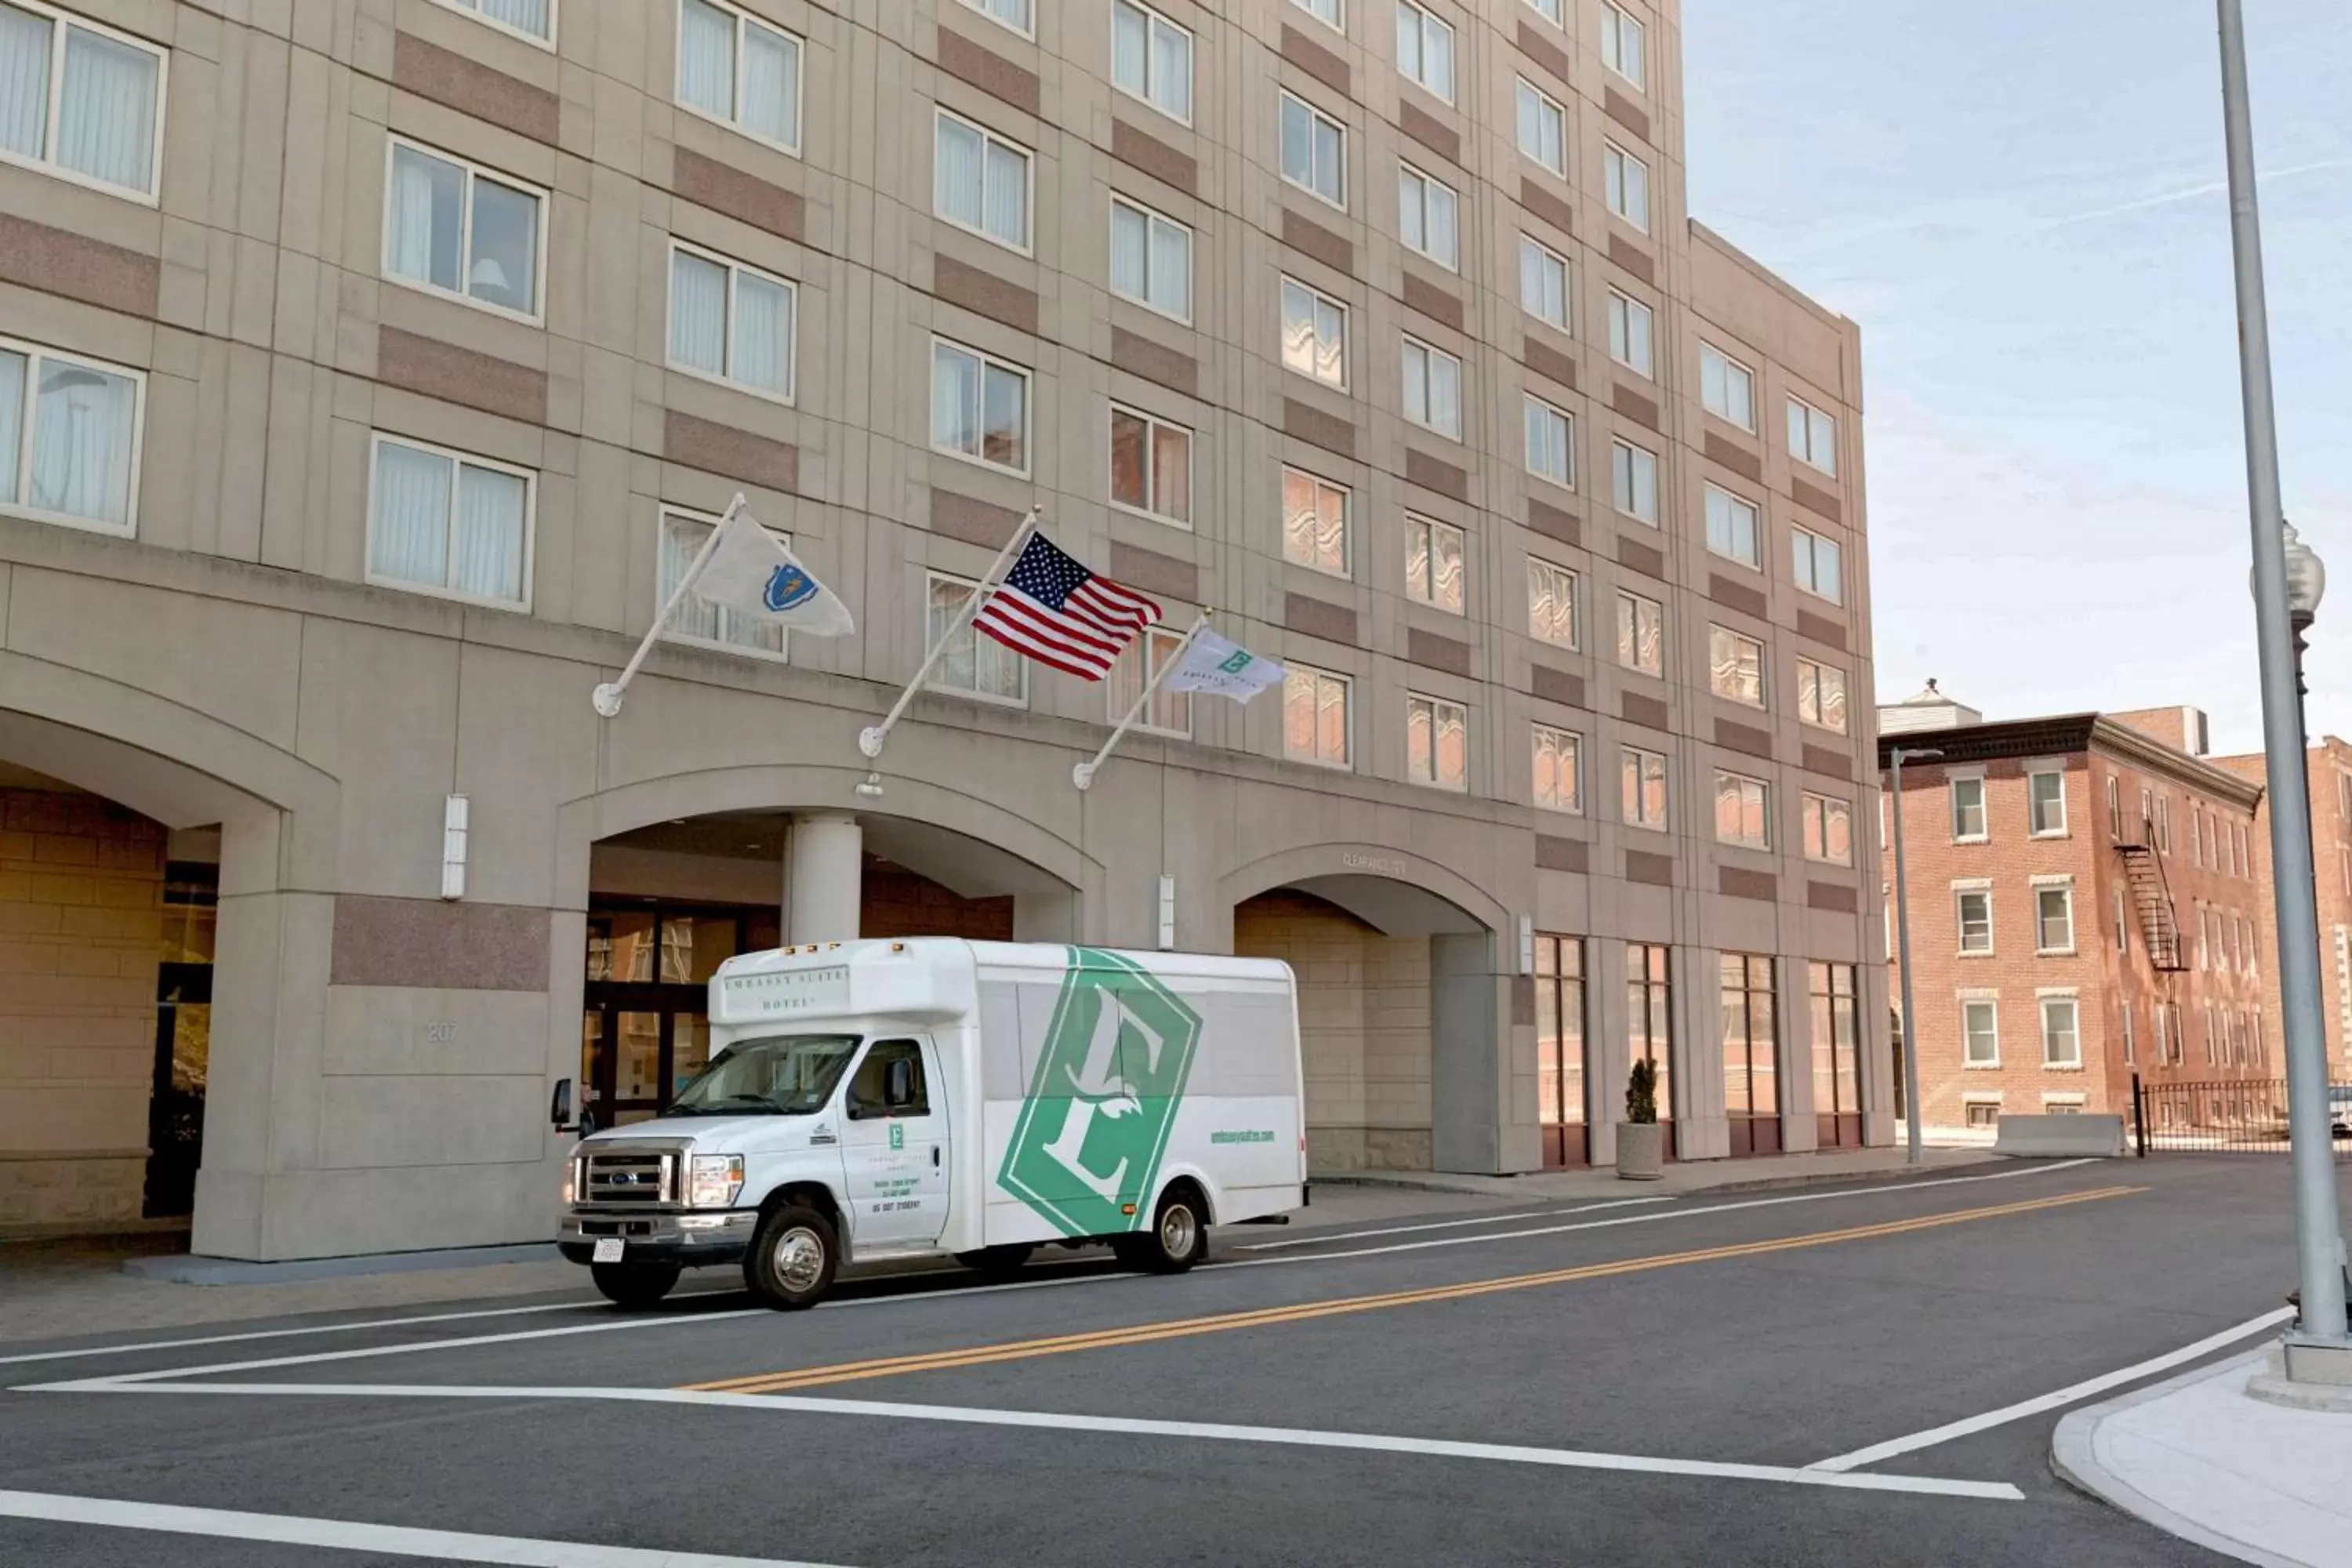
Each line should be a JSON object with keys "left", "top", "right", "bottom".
{"left": 0, "top": 1155, "right": 2327, "bottom": 1567}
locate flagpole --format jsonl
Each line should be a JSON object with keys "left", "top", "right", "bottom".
{"left": 590, "top": 493, "right": 744, "bottom": 718}
{"left": 1073, "top": 613, "right": 1208, "bottom": 791}
{"left": 858, "top": 505, "right": 1040, "bottom": 760}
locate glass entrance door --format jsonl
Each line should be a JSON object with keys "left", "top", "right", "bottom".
{"left": 579, "top": 906, "right": 742, "bottom": 1128}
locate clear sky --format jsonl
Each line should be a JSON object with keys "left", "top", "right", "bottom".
{"left": 1683, "top": 0, "right": 2352, "bottom": 756}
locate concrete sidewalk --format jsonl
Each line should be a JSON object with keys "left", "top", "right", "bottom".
{"left": 2055, "top": 1350, "right": 2352, "bottom": 1567}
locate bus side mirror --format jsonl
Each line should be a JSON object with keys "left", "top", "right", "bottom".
{"left": 886, "top": 1058, "right": 915, "bottom": 1108}
{"left": 550, "top": 1078, "right": 575, "bottom": 1131}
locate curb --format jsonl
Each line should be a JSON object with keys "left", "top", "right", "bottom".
{"left": 122, "top": 1241, "right": 563, "bottom": 1287}
{"left": 2050, "top": 1350, "right": 2302, "bottom": 1568}
{"left": 1311, "top": 1152, "right": 2007, "bottom": 1201}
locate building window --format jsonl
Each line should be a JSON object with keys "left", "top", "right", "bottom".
{"left": 1965, "top": 1100, "right": 2001, "bottom": 1129}
{"left": 1525, "top": 396, "right": 1575, "bottom": 488}
{"left": 1281, "top": 276, "right": 1348, "bottom": 387}
{"left": 1406, "top": 693, "right": 1468, "bottom": 791}
{"left": 959, "top": 0, "right": 1033, "bottom": 34}
{"left": 930, "top": 338, "right": 1029, "bottom": 473}
{"left": 435, "top": 0, "right": 554, "bottom": 45}
{"left": 1951, "top": 777, "right": 1987, "bottom": 840}
{"left": 2029, "top": 768, "right": 2067, "bottom": 836}
{"left": 1107, "top": 625, "right": 1192, "bottom": 736}
{"left": 1519, "top": 236, "right": 1570, "bottom": 328}
{"left": 1963, "top": 1000, "right": 2000, "bottom": 1066}
{"left": 0, "top": 337, "right": 143, "bottom": 535}
{"left": 1715, "top": 770, "right": 1770, "bottom": 849}
{"left": 1700, "top": 343, "right": 1753, "bottom": 430}
{"left": 2121, "top": 999, "right": 2135, "bottom": 1065}
{"left": 659, "top": 507, "right": 786, "bottom": 659}
{"left": 1402, "top": 335, "right": 1464, "bottom": 439}
{"left": 1628, "top": 942, "right": 1672, "bottom": 1123}
{"left": 1721, "top": 955, "right": 1777, "bottom": 1124}
{"left": 1536, "top": 935, "right": 1587, "bottom": 1150}
{"left": 1281, "top": 467, "right": 1349, "bottom": 576}
{"left": 1291, "top": 0, "right": 1342, "bottom": 29}
{"left": 677, "top": 0, "right": 803, "bottom": 152}
{"left": 1515, "top": 78, "right": 1566, "bottom": 176}
{"left": 927, "top": 572, "right": 1025, "bottom": 702}
{"left": 935, "top": 108, "right": 1032, "bottom": 250}
{"left": 1406, "top": 514, "right": 1465, "bottom": 613}
{"left": 1283, "top": 665, "right": 1352, "bottom": 768}
{"left": 1956, "top": 889, "right": 1992, "bottom": 953}
{"left": 1623, "top": 746, "right": 1668, "bottom": 829}
{"left": 1706, "top": 486, "right": 1762, "bottom": 568}
{"left": 2041, "top": 997, "right": 2081, "bottom": 1067}
{"left": 668, "top": 241, "right": 797, "bottom": 400}
{"left": 1279, "top": 90, "right": 1347, "bottom": 207}
{"left": 2194, "top": 905, "right": 2207, "bottom": 971}
{"left": 2106, "top": 774, "right": 2122, "bottom": 840}
{"left": 1112, "top": 0, "right": 1192, "bottom": 122}
{"left": 1527, "top": 558, "right": 1577, "bottom": 648}
{"left": 1534, "top": 724, "right": 1581, "bottom": 813}
{"left": 1603, "top": 141, "right": 1650, "bottom": 230}
{"left": 1788, "top": 395, "right": 1838, "bottom": 475}
{"left": 1791, "top": 527, "right": 1843, "bottom": 604}
{"left": 1524, "top": 0, "right": 1564, "bottom": 24}
{"left": 1802, "top": 793, "right": 1853, "bottom": 866}
{"left": 2036, "top": 887, "right": 2075, "bottom": 953}
{"left": 1708, "top": 626, "right": 1764, "bottom": 706}
{"left": 1398, "top": 164, "right": 1461, "bottom": 269}
{"left": 2113, "top": 887, "right": 2129, "bottom": 955}
{"left": 1617, "top": 589, "right": 1663, "bottom": 676}
{"left": 367, "top": 434, "right": 532, "bottom": 610}
{"left": 1797, "top": 657, "right": 1847, "bottom": 733}
{"left": 1110, "top": 195, "right": 1192, "bottom": 321}
{"left": 1600, "top": 2, "right": 1646, "bottom": 89}
{"left": 1611, "top": 439, "right": 1659, "bottom": 523}
{"left": 1607, "top": 290, "right": 1654, "bottom": 376}
{"left": 383, "top": 138, "right": 543, "bottom": 318}
{"left": 0, "top": 1, "right": 165, "bottom": 199}
{"left": 1809, "top": 962, "right": 1860, "bottom": 1127}
{"left": 1109, "top": 405, "right": 1192, "bottom": 526}
{"left": 1395, "top": 2, "right": 1455, "bottom": 102}
{"left": 2155, "top": 797, "right": 2171, "bottom": 852}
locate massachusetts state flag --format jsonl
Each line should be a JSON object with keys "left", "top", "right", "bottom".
{"left": 973, "top": 532, "right": 1162, "bottom": 681}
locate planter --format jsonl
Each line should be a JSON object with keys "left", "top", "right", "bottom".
{"left": 1616, "top": 1121, "right": 1664, "bottom": 1181}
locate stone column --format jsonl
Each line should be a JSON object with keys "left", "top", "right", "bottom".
{"left": 785, "top": 812, "right": 862, "bottom": 942}
{"left": 1429, "top": 931, "right": 1537, "bottom": 1174}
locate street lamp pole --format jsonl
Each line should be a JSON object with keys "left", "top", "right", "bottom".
{"left": 1889, "top": 745, "right": 1942, "bottom": 1167}
{"left": 2217, "top": 0, "right": 2349, "bottom": 1353}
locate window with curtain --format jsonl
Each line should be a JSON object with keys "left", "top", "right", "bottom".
{"left": 659, "top": 508, "right": 786, "bottom": 658}
{"left": 1110, "top": 195, "right": 1191, "bottom": 321}
{"left": 1601, "top": 2, "right": 1646, "bottom": 89}
{"left": 959, "top": 0, "right": 1033, "bottom": 35}
{"left": 1607, "top": 290, "right": 1653, "bottom": 376}
{"left": 1106, "top": 626, "right": 1192, "bottom": 735}
{"left": 1525, "top": 396, "right": 1573, "bottom": 487}
{"left": 1405, "top": 514, "right": 1464, "bottom": 613}
{"left": 1527, "top": 558, "right": 1576, "bottom": 648}
{"left": 1112, "top": 0, "right": 1191, "bottom": 122}
{"left": 1398, "top": 164, "right": 1459, "bottom": 269}
{"left": 1402, "top": 336, "right": 1462, "bottom": 440}
{"left": 1700, "top": 343, "right": 1755, "bottom": 430}
{"left": 1279, "top": 91, "right": 1345, "bottom": 207}
{"left": 931, "top": 338, "right": 1029, "bottom": 472}
{"left": 667, "top": 242, "right": 797, "bottom": 398}
{"left": 1714, "top": 771, "right": 1770, "bottom": 849}
{"left": 1603, "top": 141, "right": 1650, "bottom": 230}
{"left": 435, "top": 0, "right": 553, "bottom": 43}
{"left": 368, "top": 435, "right": 531, "bottom": 608}
{"left": 383, "top": 139, "right": 542, "bottom": 317}
{"left": 1290, "top": 0, "right": 1341, "bottom": 31}
{"left": 935, "top": 108, "right": 1031, "bottom": 250}
{"left": 1611, "top": 438, "right": 1657, "bottom": 522}
{"left": 1802, "top": 793, "right": 1853, "bottom": 865}
{"left": 1792, "top": 526, "right": 1843, "bottom": 602}
{"left": 1395, "top": 2, "right": 1454, "bottom": 103}
{"left": 1110, "top": 405, "right": 1192, "bottom": 525}
{"left": 1283, "top": 666, "right": 1351, "bottom": 768}
{"left": 0, "top": 1, "right": 163, "bottom": 198}
{"left": 1798, "top": 658, "right": 1848, "bottom": 733}
{"left": 1281, "top": 467, "right": 1348, "bottom": 576}
{"left": 1708, "top": 626, "right": 1764, "bottom": 706}
{"left": 1533, "top": 724, "right": 1581, "bottom": 813}
{"left": 1706, "top": 486, "right": 1761, "bottom": 567}
{"left": 677, "top": 0, "right": 803, "bottom": 151}
{"left": 1788, "top": 396, "right": 1839, "bottom": 475}
{"left": 1622, "top": 746, "right": 1667, "bottom": 829}
{"left": 1280, "top": 277, "right": 1347, "bottom": 387}
{"left": 1515, "top": 78, "right": 1566, "bottom": 176}
{"left": 0, "top": 339, "right": 142, "bottom": 533}
{"left": 1519, "top": 236, "right": 1569, "bottom": 328}
{"left": 926, "top": 572, "right": 1025, "bottom": 702}
{"left": 1406, "top": 695, "right": 1467, "bottom": 791}
{"left": 1617, "top": 589, "right": 1663, "bottom": 676}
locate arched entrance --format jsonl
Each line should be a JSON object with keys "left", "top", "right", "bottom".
{"left": 1220, "top": 848, "right": 1526, "bottom": 1178}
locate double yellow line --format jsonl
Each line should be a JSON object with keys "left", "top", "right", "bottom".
{"left": 691, "top": 1184, "right": 2140, "bottom": 1396}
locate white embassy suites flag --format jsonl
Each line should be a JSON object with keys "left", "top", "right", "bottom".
{"left": 1163, "top": 626, "right": 1284, "bottom": 701}
{"left": 690, "top": 506, "right": 855, "bottom": 636}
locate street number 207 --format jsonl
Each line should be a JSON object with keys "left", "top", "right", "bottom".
{"left": 425, "top": 1022, "right": 456, "bottom": 1043}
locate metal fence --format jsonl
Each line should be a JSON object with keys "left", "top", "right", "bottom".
{"left": 2131, "top": 1073, "right": 2352, "bottom": 1157}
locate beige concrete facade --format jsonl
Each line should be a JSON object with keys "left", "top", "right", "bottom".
{"left": 0, "top": 0, "right": 1884, "bottom": 1256}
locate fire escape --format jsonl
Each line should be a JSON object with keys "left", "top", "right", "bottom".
{"left": 2117, "top": 821, "right": 2190, "bottom": 973}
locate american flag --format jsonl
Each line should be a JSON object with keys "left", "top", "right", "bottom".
{"left": 973, "top": 532, "right": 1163, "bottom": 681}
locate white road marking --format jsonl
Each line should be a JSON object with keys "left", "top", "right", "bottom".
{"left": 1806, "top": 1307, "right": 2296, "bottom": 1473}
{"left": 1235, "top": 1198, "right": 1666, "bottom": 1250}
{"left": 0, "top": 1487, "right": 849, "bottom": 1566}
{"left": 16, "top": 1158, "right": 2110, "bottom": 1389}
{"left": 16, "top": 1382, "right": 2026, "bottom": 1501}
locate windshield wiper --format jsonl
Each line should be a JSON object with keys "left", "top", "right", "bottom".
{"left": 673, "top": 1094, "right": 785, "bottom": 1116}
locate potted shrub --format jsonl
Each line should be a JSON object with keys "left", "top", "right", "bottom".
{"left": 1617, "top": 1058, "right": 1664, "bottom": 1181}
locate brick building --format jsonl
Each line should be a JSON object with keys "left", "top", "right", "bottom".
{"left": 2213, "top": 734, "right": 2352, "bottom": 1075}
{"left": 1879, "top": 694, "right": 2277, "bottom": 1138}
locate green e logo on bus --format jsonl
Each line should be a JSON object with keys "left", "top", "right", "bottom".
{"left": 999, "top": 949, "right": 1202, "bottom": 1237}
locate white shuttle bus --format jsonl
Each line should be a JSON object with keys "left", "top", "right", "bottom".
{"left": 559, "top": 938, "right": 1308, "bottom": 1309}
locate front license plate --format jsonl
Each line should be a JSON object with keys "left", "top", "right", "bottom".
{"left": 591, "top": 1237, "right": 624, "bottom": 1263}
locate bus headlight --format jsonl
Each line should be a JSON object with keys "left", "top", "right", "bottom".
{"left": 688, "top": 1153, "right": 746, "bottom": 1209}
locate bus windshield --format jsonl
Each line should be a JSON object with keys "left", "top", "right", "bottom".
{"left": 669, "top": 1033, "right": 860, "bottom": 1116}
